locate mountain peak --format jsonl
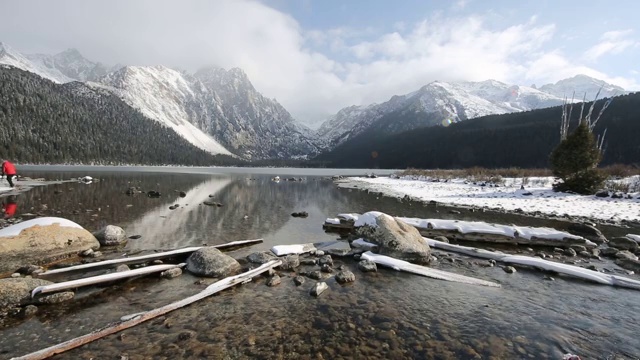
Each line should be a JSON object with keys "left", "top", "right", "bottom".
{"left": 540, "top": 74, "right": 626, "bottom": 100}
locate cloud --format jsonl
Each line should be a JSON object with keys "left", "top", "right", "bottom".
{"left": 583, "top": 29, "right": 637, "bottom": 61}
{"left": 0, "top": 0, "right": 637, "bottom": 125}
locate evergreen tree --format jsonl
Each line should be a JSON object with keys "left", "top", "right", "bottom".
{"left": 549, "top": 122, "right": 606, "bottom": 194}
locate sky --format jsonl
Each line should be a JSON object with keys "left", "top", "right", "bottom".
{"left": 1, "top": 0, "right": 638, "bottom": 125}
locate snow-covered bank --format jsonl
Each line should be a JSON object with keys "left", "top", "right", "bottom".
{"left": 338, "top": 176, "right": 640, "bottom": 222}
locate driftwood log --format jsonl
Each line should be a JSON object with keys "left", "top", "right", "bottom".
{"left": 13, "top": 260, "right": 282, "bottom": 360}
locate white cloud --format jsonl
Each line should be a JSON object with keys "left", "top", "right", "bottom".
{"left": 0, "top": 0, "right": 637, "bottom": 125}
{"left": 583, "top": 29, "right": 637, "bottom": 61}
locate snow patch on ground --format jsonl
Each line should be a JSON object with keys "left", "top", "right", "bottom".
{"left": 339, "top": 176, "right": 640, "bottom": 221}
{"left": 627, "top": 234, "right": 640, "bottom": 243}
{"left": 270, "top": 243, "right": 316, "bottom": 256}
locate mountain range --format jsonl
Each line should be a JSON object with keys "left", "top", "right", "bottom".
{"left": 0, "top": 41, "right": 630, "bottom": 162}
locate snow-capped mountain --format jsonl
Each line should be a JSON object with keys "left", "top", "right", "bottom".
{"left": 0, "top": 42, "right": 73, "bottom": 83}
{"left": 26, "top": 48, "right": 112, "bottom": 82}
{"left": 539, "top": 74, "right": 627, "bottom": 101}
{"left": 318, "top": 77, "right": 626, "bottom": 147}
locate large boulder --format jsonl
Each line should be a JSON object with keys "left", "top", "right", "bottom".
{"left": 0, "top": 278, "right": 52, "bottom": 314}
{"left": 609, "top": 237, "right": 639, "bottom": 252}
{"left": 356, "top": 214, "right": 431, "bottom": 264}
{"left": 92, "top": 225, "right": 127, "bottom": 246}
{"left": 0, "top": 218, "right": 100, "bottom": 273}
{"left": 186, "top": 247, "right": 241, "bottom": 277}
{"left": 567, "top": 223, "right": 608, "bottom": 244}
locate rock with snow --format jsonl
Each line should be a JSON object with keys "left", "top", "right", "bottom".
{"left": 355, "top": 214, "right": 431, "bottom": 264}
{"left": 186, "top": 247, "right": 241, "bottom": 278}
{"left": 92, "top": 225, "right": 127, "bottom": 246}
{"left": 0, "top": 217, "right": 99, "bottom": 273}
{"left": 567, "top": 223, "right": 608, "bottom": 244}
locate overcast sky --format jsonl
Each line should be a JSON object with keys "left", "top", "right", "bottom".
{"left": 1, "top": 0, "right": 638, "bottom": 124}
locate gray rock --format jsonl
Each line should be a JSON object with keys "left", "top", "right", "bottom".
{"left": 615, "top": 250, "right": 639, "bottom": 261}
{"left": 23, "top": 304, "right": 38, "bottom": 317}
{"left": 293, "top": 276, "right": 305, "bottom": 286}
{"left": 358, "top": 260, "right": 377, "bottom": 272}
{"left": 601, "top": 247, "right": 620, "bottom": 257}
{"left": 327, "top": 248, "right": 352, "bottom": 257}
{"left": 151, "top": 260, "right": 163, "bottom": 265}
{"left": 609, "top": 237, "right": 639, "bottom": 251}
{"left": 92, "top": 225, "right": 127, "bottom": 246}
{"left": 615, "top": 259, "right": 640, "bottom": 272}
{"left": 315, "top": 250, "right": 325, "bottom": 257}
{"left": 570, "top": 245, "right": 587, "bottom": 253}
{"left": 0, "top": 278, "right": 53, "bottom": 311}
{"left": 503, "top": 266, "right": 517, "bottom": 274}
{"left": 433, "top": 236, "right": 449, "bottom": 243}
{"left": 306, "top": 271, "right": 322, "bottom": 280}
{"left": 267, "top": 275, "right": 281, "bottom": 287}
{"left": 17, "top": 264, "right": 43, "bottom": 275}
{"left": 246, "top": 251, "right": 277, "bottom": 264}
{"left": 567, "top": 223, "right": 608, "bottom": 244}
{"left": 578, "top": 251, "right": 590, "bottom": 257}
{"left": 116, "top": 264, "right": 131, "bottom": 272}
{"left": 38, "top": 291, "right": 75, "bottom": 304}
{"left": 595, "top": 190, "right": 609, "bottom": 198}
{"left": 278, "top": 255, "right": 300, "bottom": 270}
{"left": 355, "top": 214, "right": 431, "bottom": 264}
{"left": 300, "top": 259, "right": 317, "bottom": 266}
{"left": 310, "top": 282, "right": 329, "bottom": 297}
{"left": 186, "top": 247, "right": 241, "bottom": 277}
{"left": 320, "top": 264, "right": 333, "bottom": 273}
{"left": 335, "top": 270, "right": 356, "bottom": 284}
{"left": 318, "top": 255, "right": 333, "bottom": 267}
{"left": 161, "top": 268, "right": 183, "bottom": 279}
{"left": 564, "top": 248, "right": 577, "bottom": 257}
{"left": 79, "top": 248, "right": 94, "bottom": 257}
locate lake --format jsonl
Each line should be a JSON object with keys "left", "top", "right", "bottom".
{"left": 1, "top": 166, "right": 639, "bottom": 359}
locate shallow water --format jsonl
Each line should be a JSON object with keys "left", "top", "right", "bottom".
{"left": 1, "top": 167, "right": 639, "bottom": 359}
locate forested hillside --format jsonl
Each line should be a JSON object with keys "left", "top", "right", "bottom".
{"left": 0, "top": 66, "right": 238, "bottom": 165}
{"left": 313, "top": 92, "right": 640, "bottom": 169}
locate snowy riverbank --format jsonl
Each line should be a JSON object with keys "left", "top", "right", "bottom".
{"left": 337, "top": 176, "right": 640, "bottom": 223}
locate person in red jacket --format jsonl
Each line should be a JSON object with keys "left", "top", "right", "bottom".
{"left": 1, "top": 160, "right": 17, "bottom": 188}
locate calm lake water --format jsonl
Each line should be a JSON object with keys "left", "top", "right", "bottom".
{"left": 1, "top": 167, "right": 639, "bottom": 359}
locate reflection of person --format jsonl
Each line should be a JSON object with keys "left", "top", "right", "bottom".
{"left": 1, "top": 160, "right": 17, "bottom": 188}
{"left": 2, "top": 195, "right": 17, "bottom": 218}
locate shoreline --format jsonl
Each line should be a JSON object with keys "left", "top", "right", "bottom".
{"left": 336, "top": 176, "right": 640, "bottom": 231}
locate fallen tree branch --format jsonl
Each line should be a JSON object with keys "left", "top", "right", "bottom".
{"left": 39, "top": 238, "right": 263, "bottom": 277}
{"left": 31, "top": 263, "right": 186, "bottom": 298}
{"left": 13, "top": 259, "right": 282, "bottom": 360}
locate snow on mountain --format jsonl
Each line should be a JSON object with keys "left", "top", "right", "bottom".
{"left": 539, "top": 74, "right": 627, "bottom": 101}
{"left": 0, "top": 42, "right": 73, "bottom": 83}
{"left": 93, "top": 66, "right": 232, "bottom": 156}
{"left": 318, "top": 78, "right": 608, "bottom": 147}
{"left": 26, "top": 48, "right": 110, "bottom": 82}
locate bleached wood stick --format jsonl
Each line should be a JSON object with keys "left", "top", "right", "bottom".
{"left": 14, "top": 260, "right": 282, "bottom": 360}
{"left": 31, "top": 263, "right": 186, "bottom": 298}
{"left": 361, "top": 252, "right": 500, "bottom": 288}
{"left": 39, "top": 238, "right": 263, "bottom": 277}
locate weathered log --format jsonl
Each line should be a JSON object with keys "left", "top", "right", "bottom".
{"left": 360, "top": 251, "right": 500, "bottom": 288}
{"left": 31, "top": 264, "right": 186, "bottom": 297}
{"left": 39, "top": 238, "right": 263, "bottom": 277}
{"left": 13, "top": 260, "right": 282, "bottom": 360}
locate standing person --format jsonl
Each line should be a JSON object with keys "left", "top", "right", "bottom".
{"left": 1, "top": 160, "right": 17, "bottom": 188}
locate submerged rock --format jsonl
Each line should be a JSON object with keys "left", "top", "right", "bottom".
{"left": 609, "top": 237, "right": 639, "bottom": 251}
{"left": 293, "top": 276, "right": 305, "bottom": 286}
{"left": 38, "top": 291, "right": 74, "bottom": 304}
{"left": 161, "top": 268, "right": 183, "bottom": 279}
{"left": 335, "top": 270, "right": 356, "bottom": 284}
{"left": 318, "top": 255, "right": 333, "bottom": 267}
{"left": 267, "top": 275, "right": 281, "bottom": 287}
{"left": 503, "top": 266, "right": 517, "bottom": 274}
{"left": 93, "top": 225, "right": 127, "bottom": 246}
{"left": 291, "top": 212, "right": 309, "bottom": 218}
{"left": 278, "top": 255, "right": 300, "bottom": 270}
{"left": 358, "top": 260, "right": 377, "bottom": 272}
{"left": 186, "top": 247, "right": 241, "bottom": 278}
{"left": 356, "top": 214, "right": 431, "bottom": 264}
{"left": 310, "top": 282, "right": 329, "bottom": 297}
{"left": 246, "top": 251, "right": 277, "bottom": 264}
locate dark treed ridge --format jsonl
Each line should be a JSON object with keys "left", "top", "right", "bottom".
{"left": 313, "top": 92, "right": 640, "bottom": 169}
{"left": 0, "top": 66, "right": 239, "bottom": 165}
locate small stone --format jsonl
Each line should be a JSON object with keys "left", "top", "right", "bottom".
{"left": 161, "top": 268, "right": 183, "bottom": 279}
{"left": 310, "top": 282, "right": 329, "bottom": 297}
{"left": 503, "top": 266, "right": 517, "bottom": 274}
{"left": 570, "top": 245, "right": 587, "bottom": 253}
{"left": 358, "top": 260, "right": 377, "bottom": 272}
{"left": 179, "top": 191, "right": 187, "bottom": 197}
{"left": 300, "top": 259, "right": 317, "bottom": 266}
{"left": 615, "top": 250, "right": 638, "bottom": 261}
{"left": 152, "top": 260, "right": 164, "bottom": 265}
{"left": 91, "top": 251, "right": 103, "bottom": 258}
{"left": 306, "top": 271, "right": 322, "bottom": 280}
{"left": 335, "top": 270, "right": 356, "bottom": 284}
{"left": 267, "top": 275, "right": 281, "bottom": 287}
{"left": 11, "top": 273, "right": 21, "bottom": 278}
{"left": 601, "top": 247, "right": 620, "bottom": 257}
{"left": 564, "top": 248, "right": 577, "bottom": 257}
{"left": 23, "top": 305, "right": 38, "bottom": 317}
{"left": 38, "top": 291, "right": 74, "bottom": 304}
{"left": 587, "top": 264, "right": 598, "bottom": 271}
{"left": 320, "top": 264, "right": 333, "bottom": 273}
{"left": 543, "top": 275, "right": 555, "bottom": 281}
{"left": 278, "top": 254, "right": 300, "bottom": 270}
{"left": 433, "top": 236, "right": 449, "bottom": 243}
{"left": 293, "top": 276, "right": 305, "bottom": 286}
{"left": 578, "top": 251, "right": 590, "bottom": 257}
{"left": 128, "top": 235, "right": 142, "bottom": 240}
{"left": 318, "top": 255, "right": 333, "bottom": 267}
{"left": 315, "top": 250, "right": 325, "bottom": 256}
{"left": 291, "top": 211, "right": 309, "bottom": 218}
{"left": 79, "top": 248, "right": 94, "bottom": 257}
{"left": 17, "top": 265, "right": 43, "bottom": 275}
{"left": 116, "top": 265, "right": 131, "bottom": 272}
{"left": 247, "top": 251, "right": 277, "bottom": 264}
{"left": 177, "top": 331, "right": 194, "bottom": 341}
